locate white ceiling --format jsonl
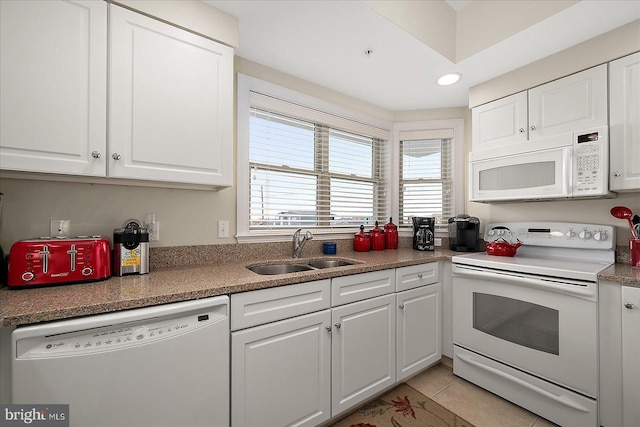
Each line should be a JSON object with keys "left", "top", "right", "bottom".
{"left": 204, "top": 0, "right": 639, "bottom": 111}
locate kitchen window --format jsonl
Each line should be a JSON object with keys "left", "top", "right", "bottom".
{"left": 237, "top": 74, "right": 392, "bottom": 242}
{"left": 393, "top": 121, "right": 464, "bottom": 231}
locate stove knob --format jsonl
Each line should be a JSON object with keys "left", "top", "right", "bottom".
{"left": 579, "top": 230, "right": 592, "bottom": 240}
{"left": 594, "top": 230, "right": 608, "bottom": 241}
{"left": 566, "top": 229, "right": 576, "bottom": 238}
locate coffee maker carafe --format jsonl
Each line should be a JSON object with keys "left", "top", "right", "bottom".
{"left": 448, "top": 214, "right": 480, "bottom": 251}
{"left": 412, "top": 217, "right": 435, "bottom": 251}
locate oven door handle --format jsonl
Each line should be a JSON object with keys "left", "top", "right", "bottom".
{"left": 452, "top": 265, "right": 596, "bottom": 299}
{"left": 457, "top": 351, "right": 591, "bottom": 413}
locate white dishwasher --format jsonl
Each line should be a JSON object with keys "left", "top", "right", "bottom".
{"left": 10, "top": 296, "right": 229, "bottom": 427}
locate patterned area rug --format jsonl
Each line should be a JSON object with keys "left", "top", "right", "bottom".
{"left": 331, "top": 383, "right": 475, "bottom": 427}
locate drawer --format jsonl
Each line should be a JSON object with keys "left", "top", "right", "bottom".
{"left": 231, "top": 279, "right": 331, "bottom": 330}
{"left": 396, "top": 262, "right": 439, "bottom": 292}
{"left": 331, "top": 269, "right": 395, "bottom": 306}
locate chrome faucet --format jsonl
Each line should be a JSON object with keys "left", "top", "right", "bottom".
{"left": 292, "top": 228, "right": 313, "bottom": 258}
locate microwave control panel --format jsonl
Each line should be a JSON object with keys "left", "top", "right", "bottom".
{"left": 573, "top": 129, "right": 607, "bottom": 195}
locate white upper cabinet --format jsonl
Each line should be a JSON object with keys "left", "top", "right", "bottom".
{"left": 1, "top": 1, "right": 234, "bottom": 188}
{"left": 609, "top": 52, "right": 640, "bottom": 192}
{"left": 472, "top": 65, "right": 608, "bottom": 152}
{"left": 109, "top": 5, "right": 233, "bottom": 186}
{"left": 528, "top": 64, "right": 607, "bottom": 140}
{"left": 472, "top": 91, "right": 528, "bottom": 151}
{"left": 0, "top": 0, "right": 107, "bottom": 176}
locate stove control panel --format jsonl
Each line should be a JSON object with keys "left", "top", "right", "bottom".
{"left": 485, "top": 222, "right": 615, "bottom": 250}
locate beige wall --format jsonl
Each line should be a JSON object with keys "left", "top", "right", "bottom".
{"left": 469, "top": 20, "right": 640, "bottom": 108}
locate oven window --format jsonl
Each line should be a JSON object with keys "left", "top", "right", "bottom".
{"left": 473, "top": 293, "right": 559, "bottom": 355}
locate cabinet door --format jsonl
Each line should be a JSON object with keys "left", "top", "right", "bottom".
{"left": 109, "top": 5, "right": 233, "bottom": 186}
{"left": 609, "top": 52, "right": 640, "bottom": 192}
{"left": 232, "top": 310, "right": 331, "bottom": 427}
{"left": 528, "top": 64, "right": 607, "bottom": 140}
{"left": 397, "top": 284, "right": 441, "bottom": 381}
{"left": 622, "top": 286, "right": 640, "bottom": 426}
{"left": 331, "top": 294, "right": 396, "bottom": 417}
{"left": 0, "top": 0, "right": 107, "bottom": 176}
{"left": 471, "top": 91, "right": 528, "bottom": 151}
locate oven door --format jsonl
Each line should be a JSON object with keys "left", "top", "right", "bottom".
{"left": 470, "top": 146, "right": 571, "bottom": 202}
{"left": 452, "top": 264, "right": 597, "bottom": 397}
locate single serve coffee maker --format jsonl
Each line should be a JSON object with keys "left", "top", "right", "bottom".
{"left": 448, "top": 214, "right": 480, "bottom": 251}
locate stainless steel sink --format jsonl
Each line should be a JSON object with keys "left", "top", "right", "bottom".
{"left": 307, "top": 259, "right": 356, "bottom": 269}
{"left": 247, "top": 258, "right": 360, "bottom": 275}
{"left": 247, "top": 263, "right": 316, "bottom": 275}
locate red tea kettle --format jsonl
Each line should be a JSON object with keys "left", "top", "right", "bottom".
{"left": 485, "top": 238, "right": 522, "bottom": 257}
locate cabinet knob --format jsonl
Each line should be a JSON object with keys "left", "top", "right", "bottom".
{"left": 334, "top": 323, "right": 341, "bottom": 329}
{"left": 518, "top": 128, "right": 525, "bottom": 133}
{"left": 399, "top": 304, "right": 405, "bottom": 310}
{"left": 612, "top": 171, "right": 621, "bottom": 177}
{"left": 417, "top": 273, "right": 423, "bottom": 279}
{"left": 530, "top": 125, "right": 536, "bottom": 131}
{"left": 112, "top": 153, "right": 122, "bottom": 160}
{"left": 624, "top": 302, "right": 636, "bottom": 309}
{"left": 325, "top": 325, "right": 332, "bottom": 332}
{"left": 91, "top": 151, "right": 101, "bottom": 159}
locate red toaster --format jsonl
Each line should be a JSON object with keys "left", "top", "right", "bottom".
{"left": 7, "top": 237, "right": 111, "bottom": 288}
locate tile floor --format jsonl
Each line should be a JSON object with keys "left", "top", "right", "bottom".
{"left": 405, "top": 358, "right": 558, "bottom": 427}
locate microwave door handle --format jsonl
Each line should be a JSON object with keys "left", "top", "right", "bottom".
{"left": 452, "top": 265, "right": 595, "bottom": 299}
{"left": 456, "top": 352, "right": 591, "bottom": 413}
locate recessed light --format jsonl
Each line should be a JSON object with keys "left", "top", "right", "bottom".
{"left": 437, "top": 73, "right": 462, "bottom": 86}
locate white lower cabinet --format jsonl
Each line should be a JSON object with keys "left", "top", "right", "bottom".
{"left": 331, "top": 293, "right": 396, "bottom": 417}
{"left": 231, "top": 264, "right": 441, "bottom": 425}
{"left": 231, "top": 309, "right": 332, "bottom": 427}
{"left": 622, "top": 286, "right": 640, "bottom": 426}
{"left": 396, "top": 283, "right": 441, "bottom": 381}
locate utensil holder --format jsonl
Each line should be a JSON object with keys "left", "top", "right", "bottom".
{"left": 630, "top": 238, "right": 640, "bottom": 267}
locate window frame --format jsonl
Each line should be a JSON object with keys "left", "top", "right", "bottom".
{"left": 391, "top": 120, "right": 465, "bottom": 235}
{"left": 237, "top": 74, "right": 392, "bottom": 243}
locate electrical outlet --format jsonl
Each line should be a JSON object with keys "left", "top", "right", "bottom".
{"left": 50, "top": 219, "right": 70, "bottom": 237}
{"left": 218, "top": 220, "right": 229, "bottom": 238}
{"left": 148, "top": 221, "right": 160, "bottom": 241}
{"left": 435, "top": 238, "right": 442, "bottom": 247}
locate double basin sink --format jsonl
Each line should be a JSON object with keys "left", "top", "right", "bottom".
{"left": 247, "top": 258, "right": 361, "bottom": 275}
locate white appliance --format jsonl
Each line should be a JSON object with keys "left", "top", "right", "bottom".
{"left": 470, "top": 127, "right": 612, "bottom": 202}
{"left": 452, "top": 222, "right": 615, "bottom": 427}
{"left": 9, "top": 296, "right": 229, "bottom": 427}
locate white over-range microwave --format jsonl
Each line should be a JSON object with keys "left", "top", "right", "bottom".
{"left": 469, "top": 126, "right": 613, "bottom": 203}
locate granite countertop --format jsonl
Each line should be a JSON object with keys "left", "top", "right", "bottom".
{"left": 598, "top": 263, "right": 640, "bottom": 287}
{"left": 0, "top": 249, "right": 454, "bottom": 327}
{"left": 2, "top": 247, "right": 637, "bottom": 328}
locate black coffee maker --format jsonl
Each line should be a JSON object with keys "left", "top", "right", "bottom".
{"left": 448, "top": 214, "right": 480, "bottom": 251}
{"left": 412, "top": 217, "right": 435, "bottom": 251}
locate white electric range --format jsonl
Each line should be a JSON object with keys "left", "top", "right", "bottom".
{"left": 452, "top": 221, "right": 615, "bottom": 427}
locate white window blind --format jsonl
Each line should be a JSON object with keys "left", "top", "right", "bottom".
{"left": 399, "top": 128, "right": 455, "bottom": 228}
{"left": 249, "top": 100, "right": 389, "bottom": 230}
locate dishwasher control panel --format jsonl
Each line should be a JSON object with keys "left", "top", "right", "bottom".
{"left": 16, "top": 310, "right": 225, "bottom": 359}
